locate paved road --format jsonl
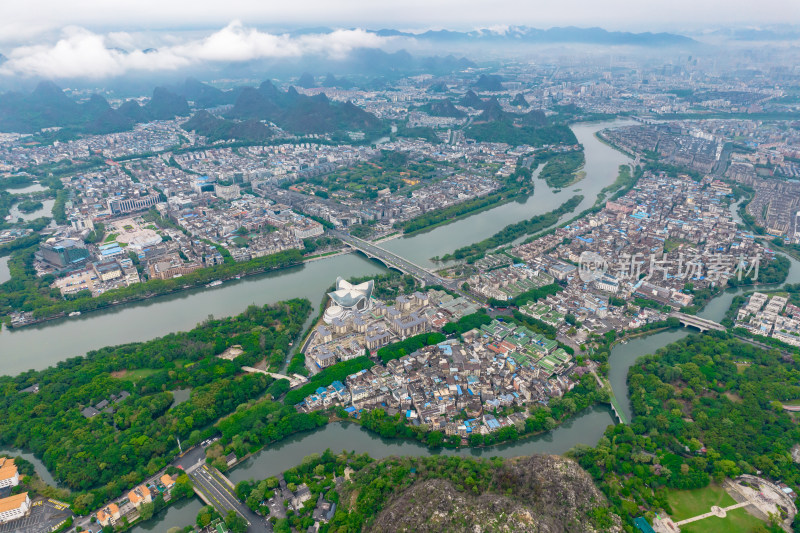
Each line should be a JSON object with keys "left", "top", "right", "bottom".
{"left": 675, "top": 501, "right": 751, "bottom": 526}
{"left": 190, "top": 464, "right": 271, "bottom": 532}
{"left": 330, "top": 229, "right": 469, "bottom": 297}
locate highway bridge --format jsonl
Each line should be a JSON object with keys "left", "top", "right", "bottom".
{"left": 331, "top": 229, "right": 462, "bottom": 292}
{"left": 669, "top": 312, "right": 726, "bottom": 333}
{"left": 189, "top": 464, "right": 271, "bottom": 532}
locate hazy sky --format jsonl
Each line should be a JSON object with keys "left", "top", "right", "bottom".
{"left": 3, "top": 0, "right": 800, "bottom": 38}
{"left": 1, "top": 0, "right": 799, "bottom": 79}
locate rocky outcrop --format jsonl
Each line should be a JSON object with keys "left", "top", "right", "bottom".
{"left": 366, "top": 455, "right": 619, "bottom": 533}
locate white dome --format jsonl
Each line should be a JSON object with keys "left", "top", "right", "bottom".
{"left": 323, "top": 304, "right": 345, "bottom": 324}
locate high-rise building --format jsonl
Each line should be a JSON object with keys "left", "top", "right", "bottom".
{"left": 40, "top": 238, "right": 90, "bottom": 269}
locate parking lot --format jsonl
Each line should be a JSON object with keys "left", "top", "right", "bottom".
{"left": 0, "top": 499, "right": 73, "bottom": 533}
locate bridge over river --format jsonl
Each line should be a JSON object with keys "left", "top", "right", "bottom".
{"left": 331, "top": 230, "right": 469, "bottom": 298}
{"left": 670, "top": 312, "right": 726, "bottom": 332}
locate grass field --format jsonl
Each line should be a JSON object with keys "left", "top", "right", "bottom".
{"left": 110, "top": 368, "right": 159, "bottom": 381}
{"left": 667, "top": 484, "right": 736, "bottom": 520}
{"left": 680, "top": 507, "right": 766, "bottom": 533}
{"left": 667, "top": 485, "right": 765, "bottom": 533}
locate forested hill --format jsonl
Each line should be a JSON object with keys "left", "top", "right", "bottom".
{"left": 226, "top": 80, "right": 384, "bottom": 136}
{"left": 181, "top": 110, "right": 273, "bottom": 142}
{"left": 459, "top": 88, "right": 573, "bottom": 146}
{"left": 0, "top": 82, "right": 190, "bottom": 134}
{"left": 329, "top": 454, "right": 619, "bottom": 532}
{"left": 415, "top": 98, "right": 467, "bottom": 118}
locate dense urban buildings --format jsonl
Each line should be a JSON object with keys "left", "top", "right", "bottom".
{"left": 2, "top": 13, "right": 800, "bottom": 533}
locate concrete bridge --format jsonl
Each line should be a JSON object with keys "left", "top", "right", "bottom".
{"left": 331, "top": 229, "right": 462, "bottom": 293}
{"left": 188, "top": 464, "right": 268, "bottom": 531}
{"left": 670, "top": 312, "right": 726, "bottom": 333}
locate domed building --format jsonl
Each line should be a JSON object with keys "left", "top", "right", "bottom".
{"left": 323, "top": 277, "right": 374, "bottom": 323}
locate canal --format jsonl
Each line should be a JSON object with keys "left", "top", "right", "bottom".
{"left": 0, "top": 256, "right": 9, "bottom": 284}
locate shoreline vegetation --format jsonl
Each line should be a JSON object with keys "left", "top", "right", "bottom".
{"left": 5, "top": 259, "right": 799, "bottom": 529}
{"left": 0, "top": 298, "right": 314, "bottom": 511}
{"left": 395, "top": 162, "right": 535, "bottom": 235}
{"left": 538, "top": 150, "right": 586, "bottom": 189}
{"left": 0, "top": 248, "right": 307, "bottom": 328}
{"left": 439, "top": 194, "right": 584, "bottom": 262}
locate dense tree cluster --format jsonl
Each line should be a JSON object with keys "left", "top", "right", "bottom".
{"left": 487, "top": 282, "right": 562, "bottom": 308}
{"left": 441, "top": 310, "right": 492, "bottom": 336}
{"left": 538, "top": 150, "right": 586, "bottom": 189}
{"left": 376, "top": 333, "right": 447, "bottom": 364}
{"left": 283, "top": 357, "right": 376, "bottom": 406}
{"left": 0, "top": 299, "right": 310, "bottom": 509}
{"left": 571, "top": 333, "right": 800, "bottom": 527}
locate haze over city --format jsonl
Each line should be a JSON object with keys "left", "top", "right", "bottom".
{"left": 1, "top": 1, "right": 800, "bottom": 533}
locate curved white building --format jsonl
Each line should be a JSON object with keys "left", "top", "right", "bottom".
{"left": 323, "top": 277, "right": 374, "bottom": 323}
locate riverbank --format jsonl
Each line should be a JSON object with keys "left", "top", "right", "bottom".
{"left": 594, "top": 130, "right": 637, "bottom": 159}
{"left": 7, "top": 247, "right": 358, "bottom": 330}
{"left": 5, "top": 252, "right": 306, "bottom": 329}
{"left": 398, "top": 174, "right": 537, "bottom": 238}
{"left": 0, "top": 120, "right": 634, "bottom": 371}
{"left": 439, "top": 194, "right": 584, "bottom": 262}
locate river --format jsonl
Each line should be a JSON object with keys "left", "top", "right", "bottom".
{"left": 380, "top": 119, "right": 636, "bottom": 268}
{"left": 127, "top": 497, "right": 204, "bottom": 533}
{"left": 0, "top": 119, "right": 633, "bottom": 376}
{"left": 0, "top": 447, "right": 60, "bottom": 487}
{"left": 1, "top": 118, "right": 749, "bottom": 530}
{"left": 0, "top": 253, "right": 387, "bottom": 376}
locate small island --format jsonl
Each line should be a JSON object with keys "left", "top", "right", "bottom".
{"left": 15, "top": 199, "right": 43, "bottom": 214}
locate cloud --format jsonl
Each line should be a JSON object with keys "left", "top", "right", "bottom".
{"left": 0, "top": 22, "right": 397, "bottom": 79}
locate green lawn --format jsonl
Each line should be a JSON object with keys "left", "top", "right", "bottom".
{"left": 111, "top": 368, "right": 159, "bottom": 381}
{"left": 667, "top": 484, "right": 737, "bottom": 520}
{"left": 680, "top": 506, "right": 766, "bottom": 533}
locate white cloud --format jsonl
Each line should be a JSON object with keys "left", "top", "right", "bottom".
{"left": 0, "top": 22, "right": 397, "bottom": 79}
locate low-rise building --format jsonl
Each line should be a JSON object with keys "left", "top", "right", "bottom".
{"left": 0, "top": 458, "right": 19, "bottom": 488}
{"left": 0, "top": 493, "right": 30, "bottom": 523}
{"left": 128, "top": 484, "right": 153, "bottom": 508}
{"left": 97, "top": 503, "right": 121, "bottom": 527}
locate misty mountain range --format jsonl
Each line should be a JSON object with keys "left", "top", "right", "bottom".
{"left": 0, "top": 77, "right": 386, "bottom": 140}
{"left": 368, "top": 25, "right": 697, "bottom": 46}
{"left": 0, "top": 82, "right": 190, "bottom": 134}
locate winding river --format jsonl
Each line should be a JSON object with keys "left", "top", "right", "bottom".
{"left": 6, "top": 118, "right": 776, "bottom": 531}
{"left": 0, "top": 119, "right": 633, "bottom": 376}
{"left": 380, "top": 120, "right": 635, "bottom": 268}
